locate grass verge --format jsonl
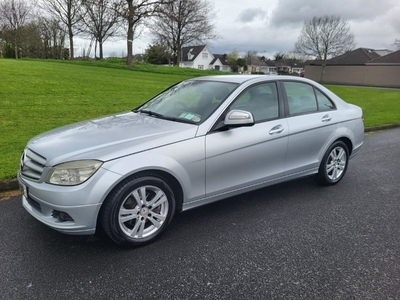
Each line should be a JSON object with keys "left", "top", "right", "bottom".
{"left": 325, "top": 85, "right": 400, "bottom": 127}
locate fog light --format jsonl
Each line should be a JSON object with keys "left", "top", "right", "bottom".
{"left": 52, "top": 210, "right": 74, "bottom": 222}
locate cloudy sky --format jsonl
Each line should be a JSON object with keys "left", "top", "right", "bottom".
{"left": 99, "top": 0, "right": 400, "bottom": 58}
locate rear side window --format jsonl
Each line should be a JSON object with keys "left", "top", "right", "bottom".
{"left": 283, "top": 82, "right": 334, "bottom": 115}
{"left": 284, "top": 82, "right": 317, "bottom": 115}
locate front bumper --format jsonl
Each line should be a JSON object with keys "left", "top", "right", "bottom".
{"left": 22, "top": 192, "right": 100, "bottom": 235}
{"left": 18, "top": 167, "right": 121, "bottom": 235}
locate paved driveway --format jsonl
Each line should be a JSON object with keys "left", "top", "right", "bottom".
{"left": 1, "top": 128, "right": 399, "bottom": 300}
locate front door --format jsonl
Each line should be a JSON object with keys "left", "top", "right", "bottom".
{"left": 205, "top": 82, "right": 289, "bottom": 197}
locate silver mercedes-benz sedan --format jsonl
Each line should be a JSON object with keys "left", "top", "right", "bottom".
{"left": 18, "top": 75, "right": 364, "bottom": 246}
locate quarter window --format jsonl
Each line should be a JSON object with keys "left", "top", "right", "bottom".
{"left": 315, "top": 89, "right": 335, "bottom": 110}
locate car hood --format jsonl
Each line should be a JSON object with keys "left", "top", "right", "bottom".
{"left": 27, "top": 111, "right": 198, "bottom": 166}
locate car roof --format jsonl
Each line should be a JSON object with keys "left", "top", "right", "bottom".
{"left": 191, "top": 75, "right": 312, "bottom": 85}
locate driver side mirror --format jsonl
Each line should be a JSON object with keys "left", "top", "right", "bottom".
{"left": 223, "top": 110, "right": 255, "bottom": 127}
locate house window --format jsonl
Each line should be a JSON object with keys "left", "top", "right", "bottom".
{"left": 202, "top": 52, "right": 208, "bottom": 58}
{"left": 198, "top": 65, "right": 204, "bottom": 70}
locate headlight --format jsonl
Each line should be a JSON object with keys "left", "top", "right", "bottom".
{"left": 46, "top": 160, "right": 103, "bottom": 186}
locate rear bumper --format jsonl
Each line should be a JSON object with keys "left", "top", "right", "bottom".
{"left": 350, "top": 141, "right": 363, "bottom": 159}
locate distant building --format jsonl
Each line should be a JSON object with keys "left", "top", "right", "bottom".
{"left": 180, "top": 45, "right": 306, "bottom": 75}
{"left": 180, "top": 45, "right": 231, "bottom": 72}
{"left": 305, "top": 48, "right": 400, "bottom": 87}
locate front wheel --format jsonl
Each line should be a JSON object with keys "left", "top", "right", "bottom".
{"left": 316, "top": 141, "right": 349, "bottom": 186}
{"left": 100, "top": 174, "right": 176, "bottom": 246}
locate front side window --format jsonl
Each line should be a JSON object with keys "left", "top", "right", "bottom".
{"left": 136, "top": 80, "right": 238, "bottom": 124}
{"left": 229, "top": 82, "right": 279, "bottom": 122}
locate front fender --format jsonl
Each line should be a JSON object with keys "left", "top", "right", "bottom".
{"left": 102, "top": 137, "right": 206, "bottom": 204}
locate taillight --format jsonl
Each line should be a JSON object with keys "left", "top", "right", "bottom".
{"left": 361, "top": 115, "right": 364, "bottom": 123}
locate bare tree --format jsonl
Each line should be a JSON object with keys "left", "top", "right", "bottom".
{"left": 37, "top": 16, "right": 67, "bottom": 59}
{"left": 274, "top": 52, "right": 285, "bottom": 61}
{"left": 119, "top": 0, "right": 169, "bottom": 67}
{"left": 285, "top": 51, "right": 311, "bottom": 62}
{"left": 295, "top": 15, "right": 355, "bottom": 81}
{"left": 150, "top": 0, "right": 217, "bottom": 65}
{"left": 246, "top": 50, "right": 258, "bottom": 58}
{"left": 80, "top": 0, "right": 123, "bottom": 59}
{"left": 0, "top": 0, "right": 34, "bottom": 58}
{"left": 41, "top": 0, "right": 82, "bottom": 59}
{"left": 394, "top": 39, "right": 400, "bottom": 48}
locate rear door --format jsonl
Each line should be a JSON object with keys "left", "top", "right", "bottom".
{"left": 281, "top": 81, "right": 339, "bottom": 176}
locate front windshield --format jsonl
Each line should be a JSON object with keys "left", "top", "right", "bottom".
{"left": 136, "top": 80, "right": 238, "bottom": 124}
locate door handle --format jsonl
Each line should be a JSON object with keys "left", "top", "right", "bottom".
{"left": 269, "top": 125, "right": 284, "bottom": 135}
{"left": 322, "top": 115, "right": 332, "bottom": 122}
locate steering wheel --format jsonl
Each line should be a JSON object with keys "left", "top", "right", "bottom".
{"left": 174, "top": 101, "right": 189, "bottom": 110}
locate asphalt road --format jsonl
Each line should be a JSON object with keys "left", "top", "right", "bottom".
{"left": 1, "top": 128, "right": 399, "bottom": 300}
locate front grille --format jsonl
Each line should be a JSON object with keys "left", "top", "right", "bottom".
{"left": 20, "top": 149, "right": 47, "bottom": 181}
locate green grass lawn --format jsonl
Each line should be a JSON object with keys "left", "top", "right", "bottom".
{"left": 0, "top": 59, "right": 214, "bottom": 180}
{"left": 1, "top": 59, "right": 400, "bottom": 180}
{"left": 325, "top": 85, "right": 400, "bottom": 127}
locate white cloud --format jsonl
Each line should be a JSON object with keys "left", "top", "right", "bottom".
{"left": 271, "top": 0, "right": 398, "bottom": 26}
{"left": 237, "top": 8, "right": 267, "bottom": 23}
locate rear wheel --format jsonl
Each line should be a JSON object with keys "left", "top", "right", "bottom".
{"left": 316, "top": 141, "right": 349, "bottom": 186}
{"left": 100, "top": 174, "right": 176, "bottom": 246}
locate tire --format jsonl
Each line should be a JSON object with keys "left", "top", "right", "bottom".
{"left": 316, "top": 141, "right": 349, "bottom": 186}
{"left": 100, "top": 174, "right": 176, "bottom": 246}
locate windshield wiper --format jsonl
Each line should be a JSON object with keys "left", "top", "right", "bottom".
{"left": 133, "top": 109, "right": 164, "bottom": 118}
{"left": 133, "top": 109, "right": 197, "bottom": 124}
{"left": 162, "top": 116, "right": 197, "bottom": 124}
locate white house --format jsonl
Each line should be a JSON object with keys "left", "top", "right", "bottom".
{"left": 180, "top": 45, "right": 231, "bottom": 72}
{"left": 180, "top": 45, "right": 214, "bottom": 69}
{"left": 210, "top": 54, "right": 232, "bottom": 72}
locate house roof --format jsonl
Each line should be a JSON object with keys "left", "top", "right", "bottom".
{"left": 326, "top": 48, "right": 381, "bottom": 65}
{"left": 366, "top": 49, "right": 400, "bottom": 65}
{"left": 181, "top": 45, "right": 207, "bottom": 62}
{"left": 305, "top": 59, "right": 324, "bottom": 66}
{"left": 247, "top": 56, "right": 266, "bottom": 66}
{"left": 264, "top": 59, "right": 276, "bottom": 67}
{"left": 210, "top": 54, "right": 229, "bottom": 65}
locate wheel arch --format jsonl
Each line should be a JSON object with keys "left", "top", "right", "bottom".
{"left": 102, "top": 169, "right": 183, "bottom": 210}
{"left": 96, "top": 169, "right": 184, "bottom": 234}
{"left": 336, "top": 136, "right": 353, "bottom": 156}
